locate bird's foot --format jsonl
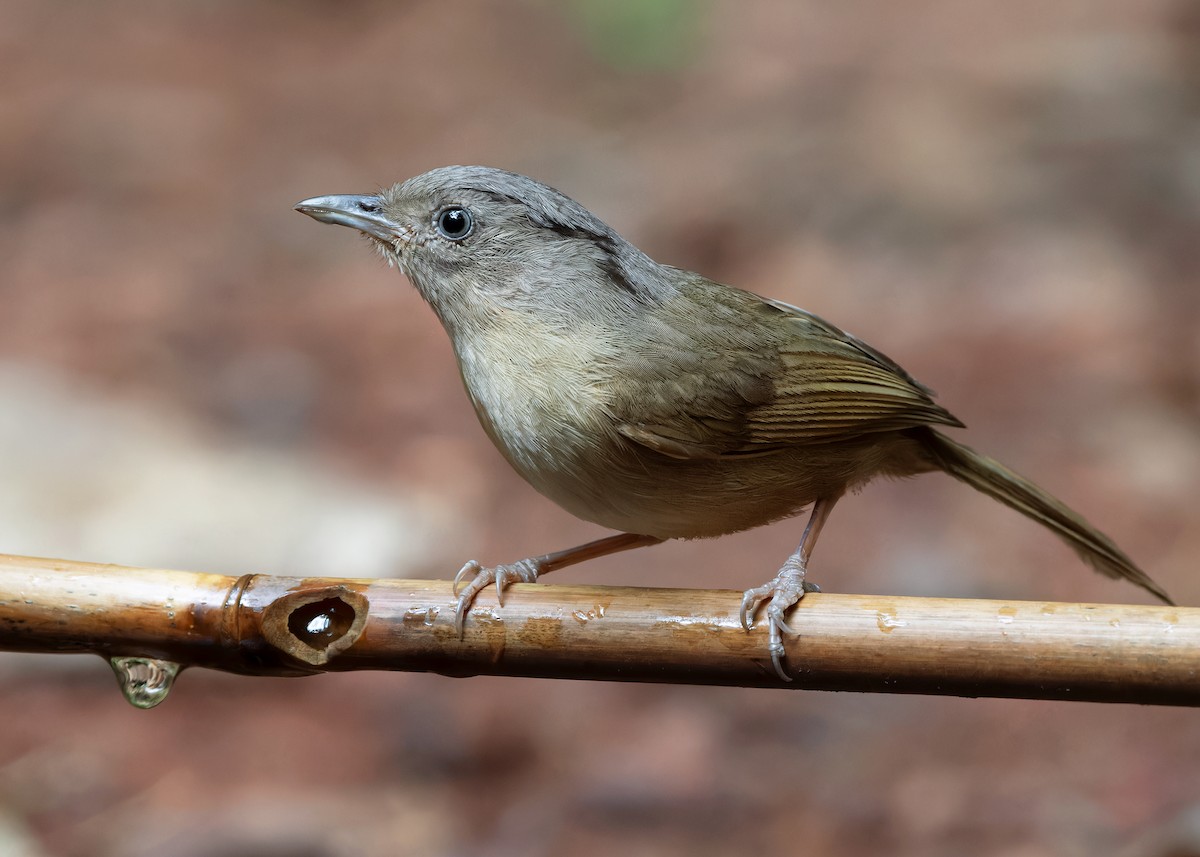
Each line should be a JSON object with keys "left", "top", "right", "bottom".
{"left": 739, "top": 560, "right": 821, "bottom": 682}
{"left": 452, "top": 558, "right": 542, "bottom": 637}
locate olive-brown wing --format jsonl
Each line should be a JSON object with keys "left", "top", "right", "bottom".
{"left": 615, "top": 286, "right": 962, "bottom": 459}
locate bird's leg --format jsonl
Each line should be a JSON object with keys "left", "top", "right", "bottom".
{"left": 453, "top": 532, "right": 663, "bottom": 635}
{"left": 740, "top": 496, "right": 839, "bottom": 682}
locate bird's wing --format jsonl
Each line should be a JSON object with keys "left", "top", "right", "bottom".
{"left": 615, "top": 288, "right": 963, "bottom": 459}
{"left": 742, "top": 297, "right": 963, "bottom": 445}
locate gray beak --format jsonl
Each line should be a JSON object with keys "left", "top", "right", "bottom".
{"left": 294, "top": 194, "right": 399, "bottom": 243}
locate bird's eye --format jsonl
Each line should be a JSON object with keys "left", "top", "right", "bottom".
{"left": 357, "top": 200, "right": 381, "bottom": 214}
{"left": 435, "top": 206, "right": 473, "bottom": 241}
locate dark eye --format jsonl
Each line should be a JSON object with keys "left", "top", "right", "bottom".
{"left": 435, "top": 206, "right": 473, "bottom": 241}
{"left": 357, "top": 200, "right": 381, "bottom": 214}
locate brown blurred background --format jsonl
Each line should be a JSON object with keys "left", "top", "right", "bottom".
{"left": 2, "top": 1, "right": 1199, "bottom": 855}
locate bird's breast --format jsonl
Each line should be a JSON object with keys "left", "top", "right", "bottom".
{"left": 451, "top": 312, "right": 621, "bottom": 485}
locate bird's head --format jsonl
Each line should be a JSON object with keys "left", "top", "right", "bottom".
{"left": 296, "top": 166, "right": 670, "bottom": 330}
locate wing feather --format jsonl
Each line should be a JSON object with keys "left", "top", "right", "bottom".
{"left": 614, "top": 284, "right": 963, "bottom": 460}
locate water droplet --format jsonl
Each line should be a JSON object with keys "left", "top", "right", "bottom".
{"left": 572, "top": 603, "right": 610, "bottom": 624}
{"left": 109, "top": 656, "right": 181, "bottom": 709}
{"left": 423, "top": 607, "right": 437, "bottom": 627}
{"left": 287, "top": 596, "right": 356, "bottom": 647}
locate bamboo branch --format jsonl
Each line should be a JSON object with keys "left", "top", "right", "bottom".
{"left": 0, "top": 552, "right": 1195, "bottom": 706}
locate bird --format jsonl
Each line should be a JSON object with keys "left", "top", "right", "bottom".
{"left": 295, "top": 165, "right": 1171, "bottom": 681}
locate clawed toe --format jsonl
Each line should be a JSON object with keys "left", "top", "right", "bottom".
{"left": 740, "top": 563, "right": 819, "bottom": 682}
{"left": 767, "top": 631, "right": 790, "bottom": 682}
{"left": 453, "top": 561, "right": 481, "bottom": 596}
{"left": 739, "top": 583, "right": 772, "bottom": 632}
{"left": 453, "top": 563, "right": 492, "bottom": 637}
{"left": 452, "top": 559, "right": 542, "bottom": 637}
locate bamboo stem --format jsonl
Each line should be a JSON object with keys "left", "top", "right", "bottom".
{"left": 0, "top": 553, "right": 1195, "bottom": 705}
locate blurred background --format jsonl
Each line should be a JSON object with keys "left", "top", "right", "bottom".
{"left": 1, "top": 1, "right": 1199, "bottom": 855}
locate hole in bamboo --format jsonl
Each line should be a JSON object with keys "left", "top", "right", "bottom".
{"left": 262, "top": 585, "right": 369, "bottom": 666}
{"left": 288, "top": 596, "right": 356, "bottom": 648}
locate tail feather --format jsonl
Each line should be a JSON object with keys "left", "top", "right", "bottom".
{"left": 919, "top": 429, "right": 1173, "bottom": 605}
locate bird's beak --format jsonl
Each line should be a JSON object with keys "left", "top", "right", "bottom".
{"left": 294, "top": 194, "right": 401, "bottom": 243}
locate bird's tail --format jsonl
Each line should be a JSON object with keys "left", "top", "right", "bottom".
{"left": 917, "top": 428, "right": 1173, "bottom": 605}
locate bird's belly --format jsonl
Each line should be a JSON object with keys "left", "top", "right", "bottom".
{"left": 514, "top": 431, "right": 933, "bottom": 540}
{"left": 530, "top": 449, "right": 821, "bottom": 539}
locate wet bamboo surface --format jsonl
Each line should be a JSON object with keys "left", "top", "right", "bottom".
{"left": 0, "top": 552, "right": 1195, "bottom": 704}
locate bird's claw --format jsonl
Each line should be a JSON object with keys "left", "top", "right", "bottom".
{"left": 452, "top": 558, "right": 541, "bottom": 638}
{"left": 452, "top": 561, "right": 479, "bottom": 596}
{"left": 739, "top": 564, "right": 820, "bottom": 682}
